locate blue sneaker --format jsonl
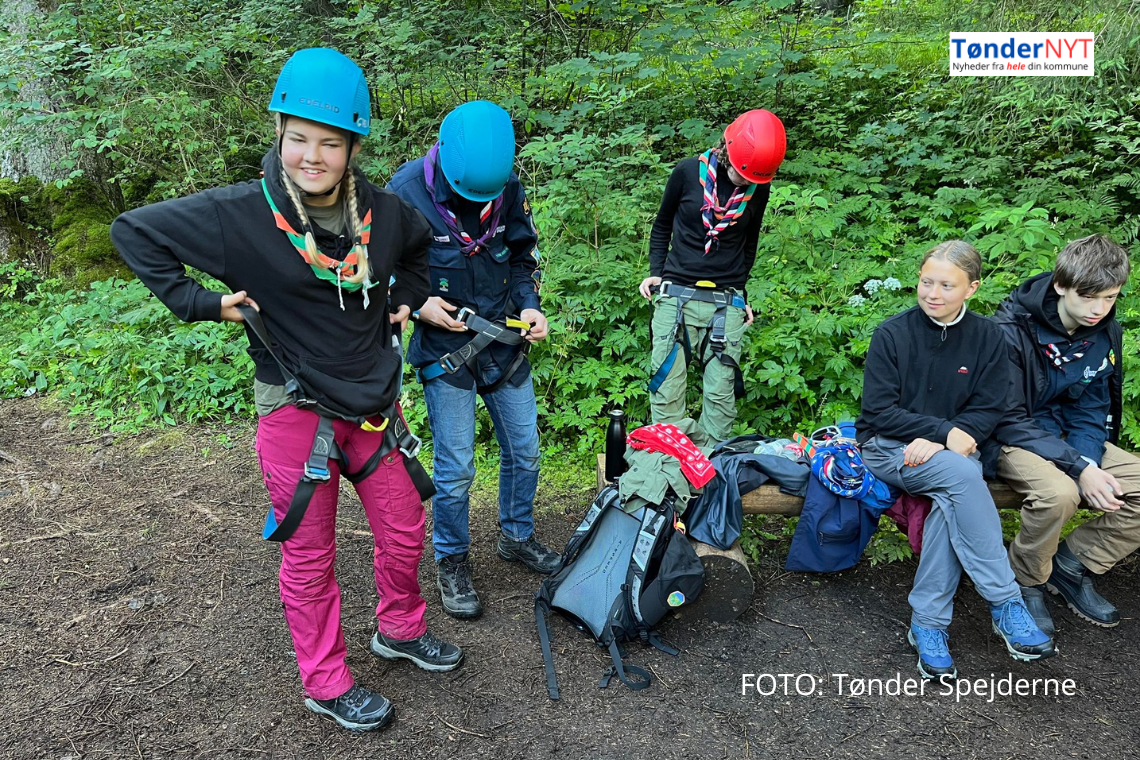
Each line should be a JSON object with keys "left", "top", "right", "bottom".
{"left": 990, "top": 598, "right": 1057, "bottom": 661}
{"left": 907, "top": 624, "right": 957, "bottom": 680}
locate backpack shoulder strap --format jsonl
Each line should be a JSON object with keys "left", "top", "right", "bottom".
{"left": 535, "top": 596, "right": 560, "bottom": 700}
{"left": 626, "top": 496, "right": 675, "bottom": 627}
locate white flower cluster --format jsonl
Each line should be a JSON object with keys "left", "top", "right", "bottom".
{"left": 862, "top": 277, "right": 903, "bottom": 296}
{"left": 849, "top": 276, "right": 901, "bottom": 309}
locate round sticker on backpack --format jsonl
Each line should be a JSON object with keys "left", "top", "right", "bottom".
{"left": 667, "top": 591, "right": 686, "bottom": 607}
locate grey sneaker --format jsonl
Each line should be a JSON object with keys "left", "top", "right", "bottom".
{"left": 496, "top": 532, "right": 561, "bottom": 575}
{"left": 370, "top": 630, "right": 464, "bottom": 672}
{"left": 437, "top": 552, "right": 482, "bottom": 619}
{"left": 1046, "top": 542, "right": 1121, "bottom": 627}
{"left": 304, "top": 685, "right": 393, "bottom": 733}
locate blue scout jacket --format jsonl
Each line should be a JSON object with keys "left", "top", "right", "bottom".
{"left": 388, "top": 154, "right": 542, "bottom": 390}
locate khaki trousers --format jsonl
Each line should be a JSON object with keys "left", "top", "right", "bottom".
{"left": 997, "top": 442, "right": 1140, "bottom": 586}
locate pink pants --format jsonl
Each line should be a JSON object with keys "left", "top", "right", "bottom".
{"left": 255, "top": 405, "right": 428, "bottom": 700}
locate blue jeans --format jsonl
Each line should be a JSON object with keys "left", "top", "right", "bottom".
{"left": 422, "top": 378, "right": 541, "bottom": 562}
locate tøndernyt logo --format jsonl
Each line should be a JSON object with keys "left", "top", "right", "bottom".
{"left": 949, "top": 33, "right": 1094, "bottom": 77}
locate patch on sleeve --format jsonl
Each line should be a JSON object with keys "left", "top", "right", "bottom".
{"left": 522, "top": 196, "right": 532, "bottom": 217}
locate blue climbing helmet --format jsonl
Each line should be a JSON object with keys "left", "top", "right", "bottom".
{"left": 438, "top": 101, "right": 516, "bottom": 202}
{"left": 809, "top": 422, "right": 877, "bottom": 500}
{"left": 268, "top": 48, "right": 371, "bottom": 136}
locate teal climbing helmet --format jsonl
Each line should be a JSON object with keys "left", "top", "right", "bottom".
{"left": 268, "top": 48, "right": 370, "bottom": 136}
{"left": 438, "top": 101, "right": 516, "bottom": 202}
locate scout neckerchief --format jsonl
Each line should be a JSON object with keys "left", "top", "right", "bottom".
{"left": 1044, "top": 339, "right": 1091, "bottom": 370}
{"left": 261, "top": 178, "right": 375, "bottom": 310}
{"left": 424, "top": 141, "right": 504, "bottom": 256}
{"left": 698, "top": 149, "right": 756, "bottom": 255}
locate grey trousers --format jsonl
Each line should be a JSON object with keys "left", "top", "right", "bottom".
{"left": 862, "top": 437, "right": 1021, "bottom": 630}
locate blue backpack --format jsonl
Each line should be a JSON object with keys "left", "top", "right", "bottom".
{"left": 534, "top": 485, "right": 705, "bottom": 699}
{"left": 785, "top": 424, "right": 893, "bottom": 573}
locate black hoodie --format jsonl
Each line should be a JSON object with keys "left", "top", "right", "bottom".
{"left": 111, "top": 149, "right": 432, "bottom": 409}
{"left": 983, "top": 271, "right": 1124, "bottom": 478}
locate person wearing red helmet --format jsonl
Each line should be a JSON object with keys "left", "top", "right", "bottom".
{"left": 640, "top": 109, "right": 786, "bottom": 441}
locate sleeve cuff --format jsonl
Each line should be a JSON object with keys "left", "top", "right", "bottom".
{"left": 390, "top": 286, "right": 426, "bottom": 315}
{"left": 194, "top": 290, "right": 224, "bottom": 322}
{"left": 1065, "top": 457, "right": 1091, "bottom": 478}
{"left": 934, "top": 421, "right": 954, "bottom": 445}
{"left": 518, "top": 293, "right": 542, "bottom": 313}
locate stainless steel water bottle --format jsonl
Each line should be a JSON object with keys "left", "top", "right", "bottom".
{"left": 605, "top": 409, "right": 627, "bottom": 482}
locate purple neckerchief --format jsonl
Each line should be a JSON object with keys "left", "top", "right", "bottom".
{"left": 424, "top": 142, "right": 504, "bottom": 256}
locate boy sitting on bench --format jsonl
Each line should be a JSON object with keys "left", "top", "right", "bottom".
{"left": 986, "top": 234, "right": 1139, "bottom": 634}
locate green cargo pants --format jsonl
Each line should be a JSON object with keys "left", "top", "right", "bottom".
{"left": 649, "top": 295, "right": 745, "bottom": 443}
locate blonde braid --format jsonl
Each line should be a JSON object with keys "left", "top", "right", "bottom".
{"left": 342, "top": 167, "right": 371, "bottom": 286}
{"left": 279, "top": 167, "right": 321, "bottom": 263}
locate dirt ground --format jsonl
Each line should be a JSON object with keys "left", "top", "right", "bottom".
{"left": 1, "top": 397, "right": 1138, "bottom": 760}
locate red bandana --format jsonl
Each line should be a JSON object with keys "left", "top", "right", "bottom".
{"left": 627, "top": 424, "right": 715, "bottom": 489}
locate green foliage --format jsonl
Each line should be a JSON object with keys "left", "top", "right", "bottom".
{"left": 0, "top": 265, "right": 255, "bottom": 430}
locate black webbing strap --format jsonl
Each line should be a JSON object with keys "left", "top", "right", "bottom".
{"left": 263, "top": 415, "right": 338, "bottom": 542}
{"left": 419, "top": 311, "right": 530, "bottom": 393}
{"left": 237, "top": 305, "right": 319, "bottom": 413}
{"left": 647, "top": 630, "right": 679, "bottom": 656}
{"left": 699, "top": 293, "right": 746, "bottom": 399}
{"left": 535, "top": 598, "right": 561, "bottom": 700}
{"left": 600, "top": 637, "right": 651, "bottom": 692}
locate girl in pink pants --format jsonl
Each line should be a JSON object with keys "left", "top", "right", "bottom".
{"left": 256, "top": 406, "right": 431, "bottom": 698}
{"left": 112, "top": 48, "right": 462, "bottom": 733}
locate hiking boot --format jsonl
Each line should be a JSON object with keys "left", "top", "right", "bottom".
{"left": 907, "top": 624, "right": 957, "bottom": 680}
{"left": 437, "top": 552, "right": 482, "bottom": 619}
{"left": 370, "top": 630, "right": 464, "bottom": 672}
{"left": 497, "top": 532, "right": 562, "bottom": 575}
{"left": 990, "top": 598, "right": 1057, "bottom": 661}
{"left": 304, "top": 685, "right": 393, "bottom": 733}
{"left": 1045, "top": 542, "right": 1121, "bottom": 628}
{"left": 1019, "top": 584, "right": 1055, "bottom": 638}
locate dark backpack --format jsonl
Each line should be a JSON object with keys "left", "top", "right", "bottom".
{"left": 534, "top": 484, "right": 705, "bottom": 699}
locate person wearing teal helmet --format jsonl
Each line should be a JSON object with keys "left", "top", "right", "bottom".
{"left": 111, "top": 47, "right": 462, "bottom": 734}
{"left": 388, "top": 101, "right": 560, "bottom": 621}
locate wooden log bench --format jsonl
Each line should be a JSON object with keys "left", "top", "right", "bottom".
{"left": 594, "top": 454, "right": 1027, "bottom": 625}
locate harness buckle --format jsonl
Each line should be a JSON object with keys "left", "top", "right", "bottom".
{"left": 440, "top": 354, "right": 461, "bottom": 374}
{"left": 304, "top": 463, "right": 331, "bottom": 482}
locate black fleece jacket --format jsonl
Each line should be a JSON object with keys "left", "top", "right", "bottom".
{"left": 111, "top": 149, "right": 432, "bottom": 391}
{"left": 856, "top": 306, "right": 1010, "bottom": 446}
{"left": 649, "top": 156, "right": 770, "bottom": 293}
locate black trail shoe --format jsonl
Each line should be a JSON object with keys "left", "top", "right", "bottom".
{"left": 1019, "top": 584, "right": 1056, "bottom": 638}
{"left": 305, "top": 685, "right": 393, "bottom": 733}
{"left": 371, "top": 630, "right": 464, "bottom": 672}
{"left": 437, "top": 552, "right": 482, "bottom": 619}
{"left": 1046, "top": 542, "right": 1121, "bottom": 627}
{"left": 496, "top": 533, "right": 562, "bottom": 575}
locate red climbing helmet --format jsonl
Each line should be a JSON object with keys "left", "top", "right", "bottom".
{"left": 723, "top": 109, "right": 786, "bottom": 184}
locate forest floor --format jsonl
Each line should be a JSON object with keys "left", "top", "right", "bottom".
{"left": 1, "top": 397, "right": 1138, "bottom": 760}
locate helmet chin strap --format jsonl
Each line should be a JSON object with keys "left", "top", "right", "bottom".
{"left": 277, "top": 116, "right": 354, "bottom": 198}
